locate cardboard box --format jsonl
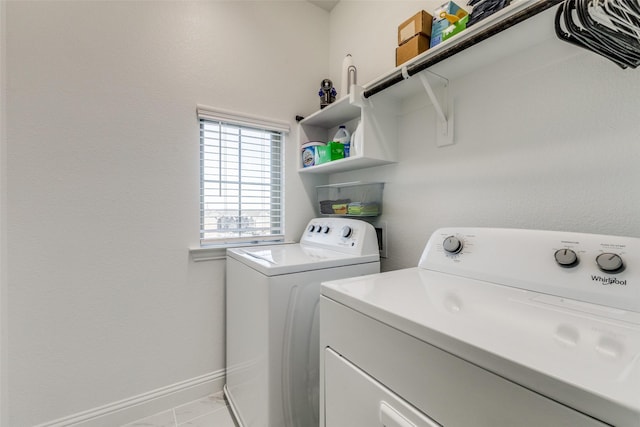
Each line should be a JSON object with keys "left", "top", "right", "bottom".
{"left": 396, "top": 34, "right": 430, "bottom": 66}
{"left": 398, "top": 10, "right": 433, "bottom": 46}
{"left": 430, "top": 1, "right": 469, "bottom": 48}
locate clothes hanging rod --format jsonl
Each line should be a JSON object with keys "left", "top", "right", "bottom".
{"left": 363, "top": 0, "right": 563, "bottom": 99}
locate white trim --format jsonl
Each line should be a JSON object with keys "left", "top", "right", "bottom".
{"left": 201, "top": 235, "right": 285, "bottom": 247}
{"left": 190, "top": 246, "right": 227, "bottom": 262}
{"left": 196, "top": 104, "right": 291, "bottom": 133}
{"left": 33, "top": 370, "right": 225, "bottom": 427}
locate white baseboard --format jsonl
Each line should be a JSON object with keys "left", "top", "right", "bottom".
{"left": 34, "top": 370, "right": 226, "bottom": 427}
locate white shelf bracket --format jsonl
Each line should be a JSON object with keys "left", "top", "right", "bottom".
{"left": 417, "top": 71, "right": 454, "bottom": 147}
{"left": 349, "top": 85, "right": 374, "bottom": 112}
{"left": 401, "top": 66, "right": 410, "bottom": 80}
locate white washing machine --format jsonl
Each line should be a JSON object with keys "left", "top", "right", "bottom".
{"left": 320, "top": 228, "right": 640, "bottom": 427}
{"left": 225, "top": 217, "right": 380, "bottom": 427}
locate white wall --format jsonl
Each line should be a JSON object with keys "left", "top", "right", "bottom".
{"left": 1, "top": 0, "right": 8, "bottom": 425}
{"left": 329, "top": 0, "right": 434, "bottom": 95}
{"left": 5, "top": 1, "right": 327, "bottom": 426}
{"left": 328, "top": 2, "right": 640, "bottom": 271}
{"left": 5, "top": 0, "right": 639, "bottom": 425}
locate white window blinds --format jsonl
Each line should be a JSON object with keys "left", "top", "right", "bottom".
{"left": 198, "top": 106, "right": 288, "bottom": 246}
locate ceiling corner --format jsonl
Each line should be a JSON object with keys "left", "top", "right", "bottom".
{"left": 308, "top": 0, "right": 339, "bottom": 12}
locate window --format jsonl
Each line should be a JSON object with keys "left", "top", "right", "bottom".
{"left": 198, "top": 106, "right": 288, "bottom": 246}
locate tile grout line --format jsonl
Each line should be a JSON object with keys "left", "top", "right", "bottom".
{"left": 172, "top": 408, "right": 179, "bottom": 427}
{"left": 120, "top": 393, "right": 234, "bottom": 427}
{"left": 182, "top": 402, "right": 230, "bottom": 426}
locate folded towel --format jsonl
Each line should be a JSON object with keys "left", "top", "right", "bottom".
{"left": 332, "top": 203, "right": 348, "bottom": 215}
{"left": 319, "top": 199, "right": 351, "bottom": 214}
{"left": 348, "top": 202, "right": 380, "bottom": 216}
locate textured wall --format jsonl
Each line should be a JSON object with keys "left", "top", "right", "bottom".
{"left": 328, "top": 2, "right": 640, "bottom": 271}
{"left": 6, "top": 1, "right": 640, "bottom": 425}
{"left": 5, "top": 1, "right": 327, "bottom": 425}
{"left": 1, "top": 0, "right": 7, "bottom": 425}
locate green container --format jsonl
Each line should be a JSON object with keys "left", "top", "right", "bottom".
{"left": 316, "top": 142, "right": 344, "bottom": 164}
{"left": 442, "top": 14, "right": 468, "bottom": 42}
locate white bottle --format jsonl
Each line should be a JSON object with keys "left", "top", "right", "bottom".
{"left": 333, "top": 126, "right": 351, "bottom": 158}
{"left": 351, "top": 121, "right": 362, "bottom": 157}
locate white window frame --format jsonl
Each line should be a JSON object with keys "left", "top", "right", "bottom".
{"left": 197, "top": 105, "right": 289, "bottom": 248}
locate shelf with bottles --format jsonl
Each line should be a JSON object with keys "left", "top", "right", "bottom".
{"left": 297, "top": 1, "right": 561, "bottom": 165}
{"left": 298, "top": 86, "right": 398, "bottom": 174}
{"left": 317, "top": 182, "right": 384, "bottom": 217}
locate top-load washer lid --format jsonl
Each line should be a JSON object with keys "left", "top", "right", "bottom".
{"left": 226, "top": 217, "right": 380, "bottom": 276}
{"left": 227, "top": 244, "right": 379, "bottom": 276}
{"left": 321, "top": 228, "right": 640, "bottom": 426}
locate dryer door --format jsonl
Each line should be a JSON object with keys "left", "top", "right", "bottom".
{"left": 324, "top": 348, "right": 441, "bottom": 427}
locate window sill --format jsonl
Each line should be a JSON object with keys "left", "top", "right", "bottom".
{"left": 189, "top": 241, "right": 294, "bottom": 262}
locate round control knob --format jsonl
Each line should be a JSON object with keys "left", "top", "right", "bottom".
{"left": 443, "top": 236, "right": 463, "bottom": 254}
{"left": 308, "top": 225, "right": 315, "bottom": 233}
{"left": 315, "top": 226, "right": 322, "bottom": 233}
{"left": 596, "top": 253, "right": 625, "bottom": 274}
{"left": 341, "top": 226, "right": 353, "bottom": 239}
{"left": 323, "top": 226, "right": 330, "bottom": 234}
{"left": 554, "top": 249, "right": 579, "bottom": 268}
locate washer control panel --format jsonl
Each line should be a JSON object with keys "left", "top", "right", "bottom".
{"left": 301, "top": 218, "right": 379, "bottom": 256}
{"left": 419, "top": 228, "right": 640, "bottom": 312}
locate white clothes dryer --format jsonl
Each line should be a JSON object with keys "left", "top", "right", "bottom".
{"left": 320, "top": 228, "right": 640, "bottom": 427}
{"left": 225, "top": 218, "right": 380, "bottom": 427}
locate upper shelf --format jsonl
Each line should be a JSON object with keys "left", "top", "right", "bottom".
{"left": 364, "top": 0, "right": 561, "bottom": 102}
{"left": 297, "top": 0, "right": 562, "bottom": 174}
{"left": 363, "top": 0, "right": 562, "bottom": 102}
{"left": 301, "top": 89, "right": 362, "bottom": 128}
{"left": 300, "top": 1, "right": 561, "bottom": 122}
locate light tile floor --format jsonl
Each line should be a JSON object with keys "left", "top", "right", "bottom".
{"left": 121, "top": 391, "right": 237, "bottom": 427}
